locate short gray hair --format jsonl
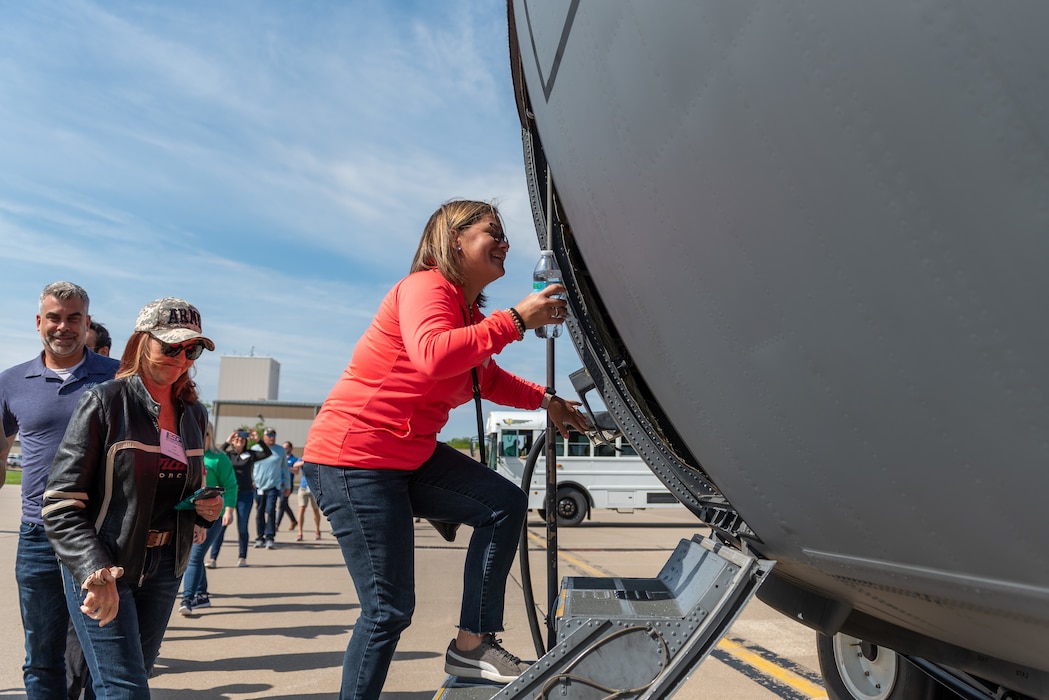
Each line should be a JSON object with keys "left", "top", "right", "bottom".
{"left": 39, "top": 281, "right": 90, "bottom": 313}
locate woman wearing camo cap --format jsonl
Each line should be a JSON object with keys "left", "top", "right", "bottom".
{"left": 43, "top": 297, "right": 221, "bottom": 698}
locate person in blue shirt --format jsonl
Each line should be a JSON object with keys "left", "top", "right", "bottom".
{"left": 0, "top": 281, "right": 119, "bottom": 699}
{"left": 252, "top": 428, "right": 289, "bottom": 548}
{"left": 288, "top": 442, "right": 323, "bottom": 541}
{"left": 275, "top": 438, "right": 299, "bottom": 533}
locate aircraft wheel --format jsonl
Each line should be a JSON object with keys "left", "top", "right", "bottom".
{"left": 555, "top": 487, "right": 587, "bottom": 526}
{"left": 817, "top": 632, "right": 943, "bottom": 700}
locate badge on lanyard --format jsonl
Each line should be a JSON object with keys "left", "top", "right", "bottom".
{"left": 160, "top": 429, "right": 187, "bottom": 464}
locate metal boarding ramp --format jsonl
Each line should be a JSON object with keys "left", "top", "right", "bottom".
{"left": 434, "top": 534, "right": 773, "bottom": 700}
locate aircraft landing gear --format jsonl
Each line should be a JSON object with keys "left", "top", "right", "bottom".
{"left": 817, "top": 632, "right": 946, "bottom": 700}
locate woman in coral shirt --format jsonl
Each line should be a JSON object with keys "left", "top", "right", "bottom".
{"left": 303, "top": 199, "right": 588, "bottom": 700}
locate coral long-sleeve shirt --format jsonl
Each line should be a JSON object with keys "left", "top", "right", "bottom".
{"left": 304, "top": 269, "right": 544, "bottom": 470}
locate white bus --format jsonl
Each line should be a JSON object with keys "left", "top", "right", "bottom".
{"left": 486, "top": 410, "right": 682, "bottom": 526}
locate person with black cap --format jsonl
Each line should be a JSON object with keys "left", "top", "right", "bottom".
{"left": 42, "top": 297, "right": 222, "bottom": 697}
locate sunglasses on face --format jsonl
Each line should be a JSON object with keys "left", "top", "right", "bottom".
{"left": 486, "top": 226, "right": 509, "bottom": 245}
{"left": 154, "top": 337, "right": 205, "bottom": 361}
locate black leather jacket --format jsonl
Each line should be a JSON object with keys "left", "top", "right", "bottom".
{"left": 43, "top": 375, "right": 209, "bottom": 586}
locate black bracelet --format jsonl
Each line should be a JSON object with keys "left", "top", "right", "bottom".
{"left": 507, "top": 307, "right": 525, "bottom": 340}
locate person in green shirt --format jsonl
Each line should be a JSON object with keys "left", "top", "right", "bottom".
{"left": 180, "top": 423, "right": 238, "bottom": 614}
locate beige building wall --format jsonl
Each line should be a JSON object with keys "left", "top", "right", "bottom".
{"left": 211, "top": 400, "right": 322, "bottom": 453}
{"left": 218, "top": 356, "right": 280, "bottom": 401}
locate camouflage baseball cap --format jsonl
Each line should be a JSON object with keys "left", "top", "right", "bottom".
{"left": 134, "top": 298, "right": 215, "bottom": 350}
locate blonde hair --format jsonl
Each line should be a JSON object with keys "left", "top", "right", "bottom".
{"left": 117, "top": 332, "right": 199, "bottom": 403}
{"left": 410, "top": 200, "right": 504, "bottom": 306}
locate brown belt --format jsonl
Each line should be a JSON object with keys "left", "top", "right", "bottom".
{"left": 146, "top": 530, "right": 172, "bottom": 547}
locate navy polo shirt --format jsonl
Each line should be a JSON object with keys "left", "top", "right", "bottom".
{"left": 0, "top": 350, "right": 120, "bottom": 524}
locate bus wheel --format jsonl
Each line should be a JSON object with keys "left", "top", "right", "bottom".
{"left": 555, "top": 487, "right": 587, "bottom": 526}
{"left": 817, "top": 632, "right": 943, "bottom": 700}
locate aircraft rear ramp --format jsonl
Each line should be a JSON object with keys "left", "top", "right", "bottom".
{"left": 436, "top": 534, "right": 773, "bottom": 699}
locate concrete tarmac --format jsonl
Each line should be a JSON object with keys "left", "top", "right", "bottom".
{"left": 0, "top": 483, "right": 826, "bottom": 699}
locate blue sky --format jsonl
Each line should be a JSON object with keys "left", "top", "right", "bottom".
{"left": 0, "top": 0, "right": 582, "bottom": 440}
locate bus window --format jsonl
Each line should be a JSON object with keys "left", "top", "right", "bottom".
{"left": 501, "top": 430, "right": 532, "bottom": 457}
{"left": 567, "top": 432, "right": 590, "bottom": 457}
{"left": 619, "top": 440, "right": 638, "bottom": 457}
{"left": 487, "top": 435, "right": 499, "bottom": 468}
{"left": 594, "top": 441, "right": 615, "bottom": 457}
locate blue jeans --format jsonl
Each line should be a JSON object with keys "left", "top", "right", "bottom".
{"left": 219, "top": 489, "right": 254, "bottom": 559}
{"left": 207, "top": 521, "right": 226, "bottom": 561}
{"left": 64, "top": 545, "right": 183, "bottom": 699}
{"left": 254, "top": 488, "right": 279, "bottom": 543}
{"left": 276, "top": 487, "right": 297, "bottom": 528}
{"left": 304, "top": 444, "right": 527, "bottom": 700}
{"left": 17, "top": 522, "right": 69, "bottom": 699}
{"left": 183, "top": 522, "right": 224, "bottom": 600}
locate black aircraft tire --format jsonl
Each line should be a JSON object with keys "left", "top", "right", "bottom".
{"left": 554, "top": 487, "right": 587, "bottom": 527}
{"left": 817, "top": 632, "right": 945, "bottom": 700}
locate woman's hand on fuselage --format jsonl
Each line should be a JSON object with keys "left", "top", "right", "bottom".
{"left": 547, "top": 395, "right": 591, "bottom": 439}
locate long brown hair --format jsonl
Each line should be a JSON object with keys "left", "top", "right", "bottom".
{"left": 409, "top": 199, "right": 504, "bottom": 307}
{"left": 117, "top": 332, "right": 199, "bottom": 403}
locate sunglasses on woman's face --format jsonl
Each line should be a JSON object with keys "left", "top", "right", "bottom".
{"left": 485, "top": 223, "right": 508, "bottom": 245}
{"left": 155, "top": 337, "right": 205, "bottom": 361}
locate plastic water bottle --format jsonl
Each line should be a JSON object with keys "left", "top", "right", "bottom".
{"left": 533, "top": 250, "right": 562, "bottom": 338}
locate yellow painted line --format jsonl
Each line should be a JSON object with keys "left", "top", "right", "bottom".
{"left": 526, "top": 530, "right": 605, "bottom": 577}
{"left": 527, "top": 529, "right": 827, "bottom": 699}
{"left": 717, "top": 638, "right": 828, "bottom": 699}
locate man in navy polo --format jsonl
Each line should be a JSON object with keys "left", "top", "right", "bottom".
{"left": 0, "top": 281, "right": 120, "bottom": 699}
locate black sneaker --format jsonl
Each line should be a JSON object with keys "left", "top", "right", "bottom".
{"left": 444, "top": 634, "right": 530, "bottom": 683}
{"left": 193, "top": 593, "right": 211, "bottom": 609}
{"left": 178, "top": 598, "right": 194, "bottom": 616}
